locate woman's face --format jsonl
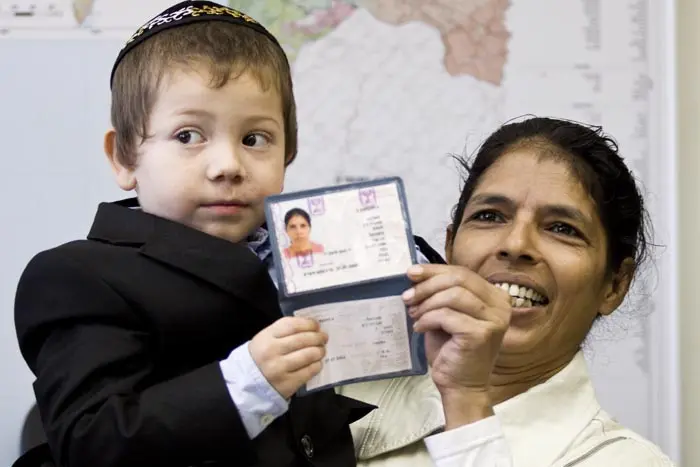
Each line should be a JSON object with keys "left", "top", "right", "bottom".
{"left": 286, "top": 214, "right": 310, "bottom": 244}
{"left": 447, "top": 149, "right": 630, "bottom": 360}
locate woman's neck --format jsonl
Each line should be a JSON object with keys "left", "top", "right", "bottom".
{"left": 291, "top": 240, "right": 312, "bottom": 252}
{"left": 488, "top": 350, "right": 577, "bottom": 405}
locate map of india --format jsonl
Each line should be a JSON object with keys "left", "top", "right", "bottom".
{"left": 229, "top": 0, "right": 511, "bottom": 85}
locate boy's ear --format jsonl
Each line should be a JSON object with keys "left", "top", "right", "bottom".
{"left": 104, "top": 129, "right": 137, "bottom": 191}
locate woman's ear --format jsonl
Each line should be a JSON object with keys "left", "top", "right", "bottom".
{"left": 444, "top": 225, "right": 455, "bottom": 264}
{"left": 104, "top": 129, "right": 137, "bottom": 191}
{"left": 599, "top": 257, "right": 635, "bottom": 316}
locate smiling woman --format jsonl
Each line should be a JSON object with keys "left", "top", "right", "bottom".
{"left": 338, "top": 117, "right": 674, "bottom": 467}
{"left": 447, "top": 132, "right": 642, "bottom": 362}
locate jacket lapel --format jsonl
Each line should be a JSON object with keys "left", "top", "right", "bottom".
{"left": 88, "top": 198, "right": 282, "bottom": 323}
{"left": 337, "top": 375, "right": 444, "bottom": 460}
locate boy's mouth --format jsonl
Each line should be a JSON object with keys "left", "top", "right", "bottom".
{"left": 201, "top": 200, "right": 250, "bottom": 216}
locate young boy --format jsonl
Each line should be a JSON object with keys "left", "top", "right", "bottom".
{"left": 13, "top": 2, "right": 377, "bottom": 466}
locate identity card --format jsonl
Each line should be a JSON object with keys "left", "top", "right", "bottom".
{"left": 264, "top": 177, "right": 428, "bottom": 394}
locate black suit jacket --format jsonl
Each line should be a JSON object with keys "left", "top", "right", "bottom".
{"left": 14, "top": 199, "right": 375, "bottom": 467}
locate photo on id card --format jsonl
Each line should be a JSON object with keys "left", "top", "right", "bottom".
{"left": 264, "top": 177, "right": 428, "bottom": 395}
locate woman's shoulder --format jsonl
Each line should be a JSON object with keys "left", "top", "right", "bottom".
{"left": 559, "top": 411, "right": 675, "bottom": 466}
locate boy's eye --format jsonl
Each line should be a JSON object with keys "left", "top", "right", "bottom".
{"left": 243, "top": 133, "right": 271, "bottom": 148}
{"left": 549, "top": 222, "right": 580, "bottom": 237}
{"left": 176, "top": 130, "right": 204, "bottom": 145}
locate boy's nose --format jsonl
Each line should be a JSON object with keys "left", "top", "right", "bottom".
{"left": 206, "top": 143, "right": 245, "bottom": 181}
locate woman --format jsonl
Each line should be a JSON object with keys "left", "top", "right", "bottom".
{"left": 338, "top": 117, "right": 674, "bottom": 466}
{"left": 282, "top": 207, "right": 325, "bottom": 259}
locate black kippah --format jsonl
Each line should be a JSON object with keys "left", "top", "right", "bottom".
{"left": 110, "top": 1, "right": 284, "bottom": 88}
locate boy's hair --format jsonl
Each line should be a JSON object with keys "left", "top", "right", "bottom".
{"left": 110, "top": 21, "right": 297, "bottom": 169}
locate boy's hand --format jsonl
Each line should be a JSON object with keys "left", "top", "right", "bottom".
{"left": 249, "top": 317, "right": 327, "bottom": 399}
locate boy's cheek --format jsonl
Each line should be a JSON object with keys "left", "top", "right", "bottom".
{"left": 239, "top": 204, "right": 268, "bottom": 235}
{"left": 249, "top": 204, "right": 267, "bottom": 224}
{"left": 267, "top": 162, "right": 286, "bottom": 195}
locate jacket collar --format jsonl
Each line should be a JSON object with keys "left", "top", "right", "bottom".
{"left": 338, "top": 374, "right": 444, "bottom": 460}
{"left": 343, "top": 351, "right": 600, "bottom": 464}
{"left": 87, "top": 198, "right": 282, "bottom": 324}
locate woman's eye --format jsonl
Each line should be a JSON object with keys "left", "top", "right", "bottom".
{"left": 175, "top": 130, "right": 204, "bottom": 145}
{"left": 471, "top": 210, "right": 502, "bottom": 223}
{"left": 550, "top": 222, "right": 579, "bottom": 237}
{"left": 243, "top": 133, "right": 271, "bottom": 148}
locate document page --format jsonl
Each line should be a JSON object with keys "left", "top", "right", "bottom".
{"left": 294, "top": 296, "right": 412, "bottom": 390}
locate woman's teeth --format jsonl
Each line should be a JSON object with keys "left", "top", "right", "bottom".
{"left": 494, "top": 282, "right": 548, "bottom": 308}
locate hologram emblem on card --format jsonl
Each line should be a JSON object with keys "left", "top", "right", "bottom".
{"left": 307, "top": 196, "right": 326, "bottom": 216}
{"left": 359, "top": 188, "right": 377, "bottom": 209}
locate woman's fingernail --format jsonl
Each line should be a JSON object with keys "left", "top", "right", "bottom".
{"left": 402, "top": 288, "right": 415, "bottom": 301}
{"left": 407, "top": 265, "right": 423, "bottom": 276}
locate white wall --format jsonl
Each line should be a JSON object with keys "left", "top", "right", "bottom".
{"left": 0, "top": 39, "right": 125, "bottom": 466}
{"left": 677, "top": 0, "right": 700, "bottom": 465}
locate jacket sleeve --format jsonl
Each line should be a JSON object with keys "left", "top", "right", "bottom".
{"left": 14, "top": 248, "right": 256, "bottom": 467}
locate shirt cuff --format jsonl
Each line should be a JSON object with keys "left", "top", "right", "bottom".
{"left": 424, "top": 416, "right": 511, "bottom": 467}
{"left": 219, "top": 341, "right": 289, "bottom": 439}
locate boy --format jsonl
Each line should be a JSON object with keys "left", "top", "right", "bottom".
{"left": 14, "top": 2, "right": 377, "bottom": 466}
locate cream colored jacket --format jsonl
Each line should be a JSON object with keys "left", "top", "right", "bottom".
{"left": 337, "top": 352, "right": 674, "bottom": 467}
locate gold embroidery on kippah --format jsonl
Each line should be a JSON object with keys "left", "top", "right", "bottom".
{"left": 193, "top": 5, "right": 258, "bottom": 24}
{"left": 122, "top": 5, "right": 259, "bottom": 49}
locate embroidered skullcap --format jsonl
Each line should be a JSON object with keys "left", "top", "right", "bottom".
{"left": 110, "top": 1, "right": 284, "bottom": 88}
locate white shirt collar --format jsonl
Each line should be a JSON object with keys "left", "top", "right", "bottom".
{"left": 495, "top": 352, "right": 600, "bottom": 466}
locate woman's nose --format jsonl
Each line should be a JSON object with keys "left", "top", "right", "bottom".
{"left": 497, "top": 222, "right": 539, "bottom": 264}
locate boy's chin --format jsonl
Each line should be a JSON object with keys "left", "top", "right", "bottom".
{"left": 197, "top": 220, "right": 260, "bottom": 244}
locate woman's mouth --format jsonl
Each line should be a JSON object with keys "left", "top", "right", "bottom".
{"left": 494, "top": 282, "right": 550, "bottom": 308}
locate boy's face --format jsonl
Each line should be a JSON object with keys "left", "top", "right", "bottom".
{"left": 106, "top": 68, "right": 287, "bottom": 243}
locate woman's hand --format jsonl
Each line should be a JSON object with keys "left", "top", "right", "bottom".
{"left": 402, "top": 264, "right": 512, "bottom": 428}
